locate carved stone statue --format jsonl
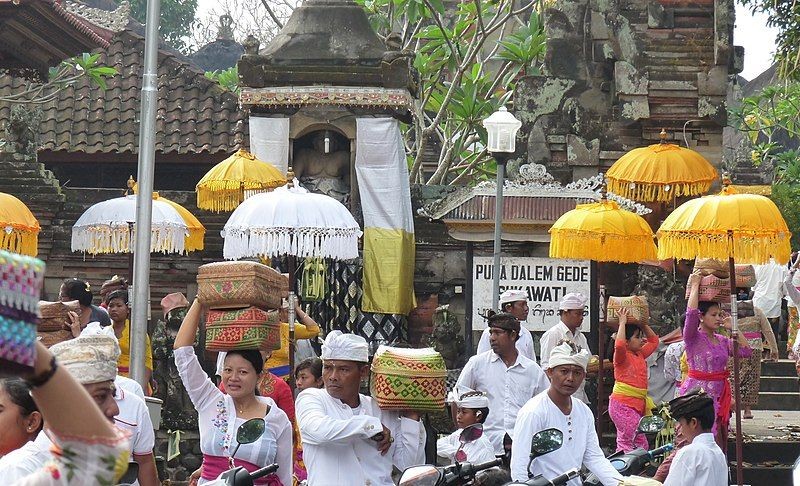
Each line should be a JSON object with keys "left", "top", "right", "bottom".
{"left": 293, "top": 130, "right": 351, "bottom": 204}
{"left": 6, "top": 106, "right": 42, "bottom": 158}
{"left": 424, "top": 304, "right": 466, "bottom": 369}
{"left": 151, "top": 306, "right": 199, "bottom": 430}
{"left": 632, "top": 265, "right": 686, "bottom": 336}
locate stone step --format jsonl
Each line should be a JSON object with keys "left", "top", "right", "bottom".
{"left": 762, "top": 359, "right": 797, "bottom": 376}
{"left": 760, "top": 375, "right": 799, "bottom": 393}
{"left": 727, "top": 465, "right": 793, "bottom": 484}
{"left": 727, "top": 439, "right": 800, "bottom": 464}
{"left": 752, "top": 391, "right": 800, "bottom": 410}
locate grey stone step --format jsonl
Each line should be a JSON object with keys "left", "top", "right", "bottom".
{"left": 752, "top": 391, "right": 800, "bottom": 410}
{"left": 762, "top": 359, "right": 797, "bottom": 376}
{"left": 727, "top": 439, "right": 800, "bottom": 464}
{"left": 760, "top": 375, "right": 799, "bottom": 393}
{"left": 727, "top": 465, "right": 793, "bottom": 484}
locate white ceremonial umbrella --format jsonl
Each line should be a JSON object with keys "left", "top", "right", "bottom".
{"left": 222, "top": 182, "right": 361, "bottom": 261}
{"left": 222, "top": 180, "right": 362, "bottom": 387}
{"left": 71, "top": 195, "right": 189, "bottom": 255}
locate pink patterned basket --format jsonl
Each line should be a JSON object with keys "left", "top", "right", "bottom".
{"left": 685, "top": 274, "right": 730, "bottom": 303}
{"left": 197, "top": 261, "right": 288, "bottom": 310}
{"left": 205, "top": 306, "right": 281, "bottom": 352}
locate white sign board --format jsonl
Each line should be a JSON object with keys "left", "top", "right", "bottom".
{"left": 472, "top": 256, "right": 593, "bottom": 332}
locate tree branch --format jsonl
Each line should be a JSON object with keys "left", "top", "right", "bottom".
{"left": 259, "top": 0, "right": 284, "bottom": 29}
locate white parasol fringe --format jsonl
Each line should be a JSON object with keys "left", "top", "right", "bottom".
{"left": 71, "top": 222, "right": 187, "bottom": 255}
{"left": 223, "top": 226, "right": 361, "bottom": 261}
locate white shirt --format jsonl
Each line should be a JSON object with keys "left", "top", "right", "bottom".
{"left": 456, "top": 350, "right": 549, "bottom": 453}
{"left": 476, "top": 326, "right": 536, "bottom": 361}
{"left": 116, "top": 375, "right": 145, "bottom": 399}
{"left": 436, "top": 428, "right": 496, "bottom": 465}
{"left": 663, "top": 433, "right": 727, "bottom": 486}
{"left": 0, "top": 431, "right": 53, "bottom": 482}
{"left": 113, "top": 378, "right": 155, "bottom": 486}
{"left": 753, "top": 261, "right": 787, "bottom": 318}
{"left": 175, "top": 346, "right": 292, "bottom": 486}
{"left": 296, "top": 387, "right": 425, "bottom": 486}
{"left": 539, "top": 321, "right": 590, "bottom": 403}
{"left": 511, "top": 391, "right": 622, "bottom": 486}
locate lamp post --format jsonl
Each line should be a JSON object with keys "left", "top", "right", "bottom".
{"left": 482, "top": 107, "right": 522, "bottom": 311}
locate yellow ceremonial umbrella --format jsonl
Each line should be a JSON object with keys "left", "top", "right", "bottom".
{"left": 657, "top": 179, "right": 790, "bottom": 486}
{"left": 549, "top": 196, "right": 657, "bottom": 437}
{"left": 607, "top": 129, "right": 718, "bottom": 203}
{"left": 196, "top": 149, "right": 287, "bottom": 212}
{"left": 0, "top": 192, "right": 40, "bottom": 256}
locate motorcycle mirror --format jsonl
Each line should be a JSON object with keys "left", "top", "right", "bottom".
{"left": 398, "top": 465, "right": 443, "bottom": 486}
{"left": 636, "top": 416, "right": 665, "bottom": 434}
{"left": 236, "top": 418, "right": 266, "bottom": 445}
{"left": 529, "top": 428, "right": 564, "bottom": 458}
{"left": 459, "top": 423, "right": 484, "bottom": 445}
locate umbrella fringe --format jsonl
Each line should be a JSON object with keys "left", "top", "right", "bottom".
{"left": 0, "top": 227, "right": 38, "bottom": 257}
{"left": 197, "top": 181, "right": 277, "bottom": 212}
{"left": 607, "top": 180, "right": 714, "bottom": 203}
{"left": 550, "top": 230, "right": 657, "bottom": 263}
{"left": 72, "top": 224, "right": 187, "bottom": 255}
{"left": 223, "top": 227, "right": 361, "bottom": 261}
{"left": 186, "top": 228, "right": 206, "bottom": 252}
{"left": 657, "top": 232, "right": 792, "bottom": 264}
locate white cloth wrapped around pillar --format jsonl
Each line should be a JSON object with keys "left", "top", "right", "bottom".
{"left": 249, "top": 116, "right": 290, "bottom": 175}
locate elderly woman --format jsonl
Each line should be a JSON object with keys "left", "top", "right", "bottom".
{"left": 174, "top": 300, "right": 292, "bottom": 486}
{"left": 0, "top": 379, "right": 42, "bottom": 457}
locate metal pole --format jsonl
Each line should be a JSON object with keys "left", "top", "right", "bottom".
{"left": 288, "top": 255, "right": 297, "bottom": 392}
{"left": 491, "top": 154, "right": 507, "bottom": 311}
{"left": 465, "top": 241, "right": 474, "bottom": 355}
{"left": 728, "top": 250, "right": 743, "bottom": 486}
{"left": 130, "top": 0, "right": 161, "bottom": 389}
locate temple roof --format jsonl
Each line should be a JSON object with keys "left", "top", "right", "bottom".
{"left": 0, "top": 0, "right": 109, "bottom": 78}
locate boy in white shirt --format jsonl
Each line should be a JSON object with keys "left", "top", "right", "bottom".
{"left": 437, "top": 386, "right": 496, "bottom": 465}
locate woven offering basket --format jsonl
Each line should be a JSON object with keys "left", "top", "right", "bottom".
{"left": 37, "top": 300, "right": 80, "bottom": 332}
{"left": 370, "top": 346, "right": 447, "bottom": 412}
{"left": 685, "top": 274, "right": 730, "bottom": 303}
{"left": 606, "top": 295, "right": 650, "bottom": 327}
{"left": 734, "top": 265, "right": 756, "bottom": 289}
{"left": 205, "top": 306, "right": 281, "bottom": 352}
{"left": 197, "top": 261, "right": 288, "bottom": 310}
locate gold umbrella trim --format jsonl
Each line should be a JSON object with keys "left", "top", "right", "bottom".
{"left": 196, "top": 180, "right": 278, "bottom": 213}
{"left": 0, "top": 224, "right": 39, "bottom": 257}
{"left": 196, "top": 149, "right": 286, "bottom": 212}
{"left": 656, "top": 230, "right": 791, "bottom": 265}
{"left": 607, "top": 179, "right": 714, "bottom": 204}
{"left": 550, "top": 229, "right": 657, "bottom": 263}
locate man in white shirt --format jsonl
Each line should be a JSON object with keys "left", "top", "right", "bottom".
{"left": 511, "top": 342, "right": 622, "bottom": 485}
{"left": 114, "top": 376, "right": 159, "bottom": 486}
{"left": 539, "top": 293, "right": 591, "bottom": 402}
{"left": 663, "top": 389, "right": 727, "bottom": 486}
{"left": 296, "top": 331, "right": 425, "bottom": 486}
{"left": 476, "top": 289, "right": 536, "bottom": 361}
{"left": 0, "top": 335, "right": 122, "bottom": 482}
{"left": 457, "top": 312, "right": 550, "bottom": 454}
{"left": 753, "top": 259, "right": 787, "bottom": 337}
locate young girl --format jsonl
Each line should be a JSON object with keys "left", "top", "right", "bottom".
{"left": 682, "top": 271, "right": 752, "bottom": 449}
{"left": 294, "top": 358, "right": 323, "bottom": 391}
{"left": 437, "top": 386, "right": 496, "bottom": 465}
{"left": 609, "top": 308, "right": 660, "bottom": 452}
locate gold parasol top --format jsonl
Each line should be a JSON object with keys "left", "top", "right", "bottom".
{"left": 607, "top": 130, "right": 718, "bottom": 203}
{"left": 196, "top": 149, "right": 286, "bottom": 212}
{"left": 0, "top": 192, "right": 40, "bottom": 256}
{"left": 549, "top": 199, "right": 658, "bottom": 263}
{"left": 657, "top": 185, "right": 791, "bottom": 264}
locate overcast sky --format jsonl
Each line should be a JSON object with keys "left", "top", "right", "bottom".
{"left": 194, "top": 1, "right": 778, "bottom": 81}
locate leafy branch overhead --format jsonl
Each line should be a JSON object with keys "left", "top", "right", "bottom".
{"left": 357, "top": 0, "right": 547, "bottom": 185}
{"left": 0, "top": 53, "right": 118, "bottom": 105}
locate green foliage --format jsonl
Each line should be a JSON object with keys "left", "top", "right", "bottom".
{"left": 730, "top": 82, "right": 800, "bottom": 183}
{"left": 738, "top": 0, "right": 800, "bottom": 79}
{"left": 770, "top": 184, "right": 800, "bottom": 247}
{"left": 204, "top": 66, "right": 240, "bottom": 95}
{"left": 120, "top": 0, "right": 198, "bottom": 53}
{"left": 355, "top": 0, "right": 546, "bottom": 184}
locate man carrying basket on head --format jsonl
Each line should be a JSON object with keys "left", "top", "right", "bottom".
{"left": 295, "top": 331, "right": 425, "bottom": 486}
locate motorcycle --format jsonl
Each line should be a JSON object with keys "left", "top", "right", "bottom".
{"left": 503, "top": 428, "right": 578, "bottom": 486}
{"left": 204, "top": 417, "right": 279, "bottom": 486}
{"left": 584, "top": 416, "right": 672, "bottom": 486}
{"left": 398, "top": 426, "right": 564, "bottom": 486}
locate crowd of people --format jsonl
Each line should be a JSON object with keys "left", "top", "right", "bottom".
{"left": 1, "top": 256, "right": 793, "bottom": 486}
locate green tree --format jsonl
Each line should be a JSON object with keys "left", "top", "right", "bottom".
{"left": 121, "top": 0, "right": 198, "bottom": 53}
{"left": 204, "top": 66, "right": 240, "bottom": 95}
{"left": 357, "top": 0, "right": 546, "bottom": 184}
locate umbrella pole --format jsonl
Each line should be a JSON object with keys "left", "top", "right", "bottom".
{"left": 596, "top": 262, "right": 608, "bottom": 438}
{"left": 127, "top": 222, "right": 134, "bottom": 284}
{"left": 728, "top": 254, "right": 743, "bottom": 486}
{"left": 288, "top": 255, "right": 297, "bottom": 392}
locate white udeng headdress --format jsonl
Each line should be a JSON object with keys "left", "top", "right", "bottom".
{"left": 321, "top": 330, "right": 369, "bottom": 363}
{"left": 50, "top": 334, "right": 120, "bottom": 384}
{"left": 548, "top": 341, "right": 590, "bottom": 370}
{"left": 447, "top": 385, "right": 489, "bottom": 408}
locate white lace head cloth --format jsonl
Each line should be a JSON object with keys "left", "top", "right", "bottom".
{"left": 548, "top": 341, "right": 590, "bottom": 370}
{"left": 50, "top": 334, "right": 120, "bottom": 384}
{"left": 321, "top": 330, "right": 369, "bottom": 363}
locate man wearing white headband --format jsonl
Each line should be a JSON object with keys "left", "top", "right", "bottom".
{"left": 296, "top": 331, "right": 425, "bottom": 486}
{"left": 457, "top": 312, "right": 549, "bottom": 454}
{"left": 476, "top": 289, "right": 536, "bottom": 360}
{"left": 437, "top": 385, "right": 495, "bottom": 465}
{"left": 539, "top": 292, "right": 591, "bottom": 403}
{"left": 511, "top": 342, "right": 622, "bottom": 485}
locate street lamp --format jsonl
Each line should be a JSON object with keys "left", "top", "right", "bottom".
{"left": 483, "top": 106, "right": 522, "bottom": 311}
